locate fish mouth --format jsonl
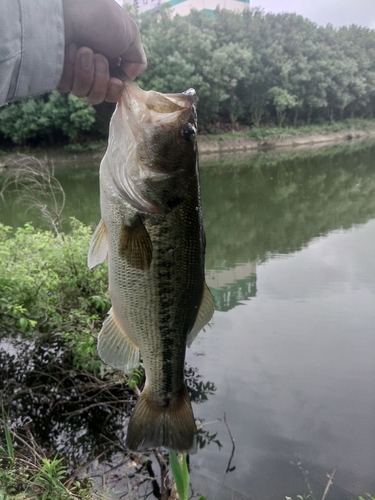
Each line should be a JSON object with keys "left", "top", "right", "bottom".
{"left": 110, "top": 67, "right": 195, "bottom": 126}
{"left": 122, "top": 80, "right": 195, "bottom": 131}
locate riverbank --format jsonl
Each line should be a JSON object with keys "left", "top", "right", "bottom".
{"left": 198, "top": 126, "right": 375, "bottom": 164}
{"left": 2, "top": 120, "right": 375, "bottom": 169}
{"left": 199, "top": 122, "right": 375, "bottom": 156}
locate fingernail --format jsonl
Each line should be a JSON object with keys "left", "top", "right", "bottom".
{"left": 67, "top": 43, "right": 77, "bottom": 64}
{"left": 80, "top": 50, "right": 93, "bottom": 71}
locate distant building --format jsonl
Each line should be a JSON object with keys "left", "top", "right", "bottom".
{"left": 128, "top": 0, "right": 249, "bottom": 16}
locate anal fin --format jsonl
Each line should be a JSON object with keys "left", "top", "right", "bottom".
{"left": 119, "top": 214, "right": 153, "bottom": 271}
{"left": 187, "top": 283, "right": 215, "bottom": 346}
{"left": 88, "top": 219, "right": 108, "bottom": 269}
{"left": 98, "top": 308, "right": 139, "bottom": 371}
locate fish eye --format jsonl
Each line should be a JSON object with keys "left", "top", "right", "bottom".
{"left": 181, "top": 124, "right": 196, "bottom": 143}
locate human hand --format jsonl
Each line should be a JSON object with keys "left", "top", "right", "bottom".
{"left": 57, "top": 0, "right": 147, "bottom": 105}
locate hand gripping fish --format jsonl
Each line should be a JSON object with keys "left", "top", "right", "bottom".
{"left": 88, "top": 75, "right": 215, "bottom": 453}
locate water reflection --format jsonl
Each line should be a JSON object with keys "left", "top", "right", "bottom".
{"left": 206, "top": 262, "right": 257, "bottom": 311}
{"left": 3, "top": 141, "right": 375, "bottom": 252}
{"left": 189, "top": 219, "right": 375, "bottom": 499}
{"left": 195, "top": 143, "right": 375, "bottom": 498}
{"left": 202, "top": 142, "right": 375, "bottom": 269}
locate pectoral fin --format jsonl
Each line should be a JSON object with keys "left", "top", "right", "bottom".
{"left": 119, "top": 215, "right": 153, "bottom": 271}
{"left": 88, "top": 219, "right": 108, "bottom": 269}
{"left": 98, "top": 308, "right": 140, "bottom": 371}
{"left": 187, "top": 283, "right": 215, "bottom": 346}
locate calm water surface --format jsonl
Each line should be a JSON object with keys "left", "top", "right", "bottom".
{"left": 1, "top": 142, "right": 375, "bottom": 498}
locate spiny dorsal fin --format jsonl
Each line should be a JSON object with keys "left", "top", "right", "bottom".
{"left": 119, "top": 215, "right": 153, "bottom": 271}
{"left": 88, "top": 219, "right": 108, "bottom": 269}
{"left": 187, "top": 283, "right": 215, "bottom": 346}
{"left": 98, "top": 308, "right": 140, "bottom": 371}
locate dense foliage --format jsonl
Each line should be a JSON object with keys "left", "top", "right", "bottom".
{"left": 137, "top": 8, "right": 375, "bottom": 129}
{"left": 0, "top": 92, "right": 97, "bottom": 148}
{"left": 0, "top": 219, "right": 110, "bottom": 372}
{"left": 1, "top": 8, "right": 375, "bottom": 147}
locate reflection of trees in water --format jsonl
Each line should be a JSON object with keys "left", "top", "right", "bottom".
{"left": 202, "top": 142, "right": 375, "bottom": 269}
{"left": 0, "top": 335, "right": 219, "bottom": 498}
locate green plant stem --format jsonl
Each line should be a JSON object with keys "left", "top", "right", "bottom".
{"left": 169, "top": 451, "right": 189, "bottom": 500}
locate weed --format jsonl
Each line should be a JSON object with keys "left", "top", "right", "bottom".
{"left": 32, "top": 455, "right": 70, "bottom": 499}
{"left": 126, "top": 366, "right": 144, "bottom": 391}
{"left": 0, "top": 219, "right": 110, "bottom": 373}
{"left": 287, "top": 460, "right": 337, "bottom": 500}
{"left": 0, "top": 419, "right": 102, "bottom": 499}
{"left": 169, "top": 451, "right": 190, "bottom": 500}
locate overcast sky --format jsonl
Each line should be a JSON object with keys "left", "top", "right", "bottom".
{"left": 116, "top": 0, "right": 375, "bottom": 29}
{"left": 252, "top": 0, "right": 375, "bottom": 29}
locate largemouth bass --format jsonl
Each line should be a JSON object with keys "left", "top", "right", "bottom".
{"left": 88, "top": 76, "right": 214, "bottom": 453}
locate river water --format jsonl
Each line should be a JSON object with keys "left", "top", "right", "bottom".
{"left": 1, "top": 141, "right": 375, "bottom": 499}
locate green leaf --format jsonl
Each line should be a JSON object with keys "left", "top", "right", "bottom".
{"left": 169, "top": 451, "right": 189, "bottom": 500}
{"left": 1, "top": 408, "right": 14, "bottom": 459}
{"left": 18, "top": 317, "right": 28, "bottom": 331}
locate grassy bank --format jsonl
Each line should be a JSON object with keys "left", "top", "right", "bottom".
{"left": 199, "top": 118, "right": 375, "bottom": 142}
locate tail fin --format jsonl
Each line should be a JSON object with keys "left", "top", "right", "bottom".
{"left": 126, "top": 385, "right": 196, "bottom": 453}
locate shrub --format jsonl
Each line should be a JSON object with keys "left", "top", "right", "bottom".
{"left": 0, "top": 92, "right": 96, "bottom": 146}
{"left": 0, "top": 219, "right": 110, "bottom": 372}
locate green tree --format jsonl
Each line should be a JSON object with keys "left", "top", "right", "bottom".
{"left": 205, "top": 42, "right": 252, "bottom": 130}
{"left": 268, "top": 87, "right": 297, "bottom": 126}
{"left": 0, "top": 91, "right": 96, "bottom": 146}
